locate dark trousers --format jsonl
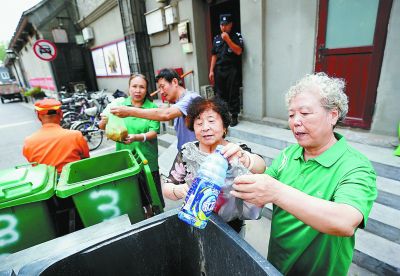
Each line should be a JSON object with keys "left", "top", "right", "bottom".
{"left": 214, "top": 65, "right": 240, "bottom": 117}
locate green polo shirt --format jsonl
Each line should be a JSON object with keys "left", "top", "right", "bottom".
{"left": 265, "top": 133, "right": 376, "bottom": 276}
{"left": 111, "top": 97, "right": 160, "bottom": 172}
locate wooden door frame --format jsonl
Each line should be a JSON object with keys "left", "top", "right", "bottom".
{"left": 315, "top": 0, "right": 393, "bottom": 129}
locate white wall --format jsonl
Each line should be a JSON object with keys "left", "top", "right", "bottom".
{"left": 371, "top": 0, "right": 400, "bottom": 136}
{"left": 240, "top": 0, "right": 266, "bottom": 120}
{"left": 241, "top": 0, "right": 318, "bottom": 122}
{"left": 76, "top": 0, "right": 107, "bottom": 19}
{"left": 145, "top": 0, "right": 208, "bottom": 92}
{"left": 265, "top": 0, "right": 318, "bottom": 120}
{"left": 88, "top": 5, "right": 128, "bottom": 93}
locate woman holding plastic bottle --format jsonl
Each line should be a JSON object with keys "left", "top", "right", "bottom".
{"left": 99, "top": 74, "right": 165, "bottom": 217}
{"left": 162, "top": 97, "right": 266, "bottom": 233}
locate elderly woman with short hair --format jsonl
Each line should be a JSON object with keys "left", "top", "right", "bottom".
{"left": 231, "top": 73, "right": 377, "bottom": 275}
{"left": 163, "top": 97, "right": 266, "bottom": 233}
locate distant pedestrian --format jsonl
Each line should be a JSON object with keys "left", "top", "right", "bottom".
{"left": 209, "top": 13, "right": 243, "bottom": 127}
{"left": 111, "top": 68, "right": 200, "bottom": 150}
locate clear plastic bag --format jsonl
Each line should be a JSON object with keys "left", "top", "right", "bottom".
{"left": 103, "top": 98, "right": 128, "bottom": 142}
{"left": 181, "top": 142, "right": 262, "bottom": 222}
{"left": 216, "top": 184, "right": 262, "bottom": 222}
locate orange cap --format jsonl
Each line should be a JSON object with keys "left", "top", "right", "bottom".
{"left": 34, "top": 98, "right": 62, "bottom": 115}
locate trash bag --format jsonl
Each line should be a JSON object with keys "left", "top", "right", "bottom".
{"left": 102, "top": 98, "right": 128, "bottom": 142}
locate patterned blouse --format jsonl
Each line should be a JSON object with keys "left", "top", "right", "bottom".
{"left": 165, "top": 141, "right": 261, "bottom": 222}
{"left": 165, "top": 141, "right": 252, "bottom": 187}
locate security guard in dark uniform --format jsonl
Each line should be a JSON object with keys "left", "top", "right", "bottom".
{"left": 209, "top": 14, "right": 243, "bottom": 127}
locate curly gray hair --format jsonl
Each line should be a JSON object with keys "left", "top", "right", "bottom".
{"left": 285, "top": 72, "right": 349, "bottom": 123}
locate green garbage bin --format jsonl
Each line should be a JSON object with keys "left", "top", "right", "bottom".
{"left": 56, "top": 150, "right": 144, "bottom": 227}
{"left": 0, "top": 163, "right": 57, "bottom": 255}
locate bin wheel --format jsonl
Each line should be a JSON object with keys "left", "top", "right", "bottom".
{"left": 24, "top": 96, "right": 28, "bottom": 103}
{"left": 74, "top": 121, "right": 103, "bottom": 151}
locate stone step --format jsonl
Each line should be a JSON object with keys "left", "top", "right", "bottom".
{"left": 366, "top": 202, "right": 400, "bottom": 244}
{"left": 157, "top": 134, "right": 177, "bottom": 177}
{"left": 354, "top": 230, "right": 400, "bottom": 275}
{"left": 157, "top": 133, "right": 177, "bottom": 149}
{"left": 375, "top": 176, "right": 400, "bottom": 210}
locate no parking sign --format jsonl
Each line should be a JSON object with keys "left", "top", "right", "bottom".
{"left": 33, "top": 39, "right": 57, "bottom": 61}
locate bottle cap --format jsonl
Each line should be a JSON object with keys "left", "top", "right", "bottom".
{"left": 215, "top": 145, "right": 224, "bottom": 155}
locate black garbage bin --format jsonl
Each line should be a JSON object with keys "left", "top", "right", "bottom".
{"left": 12, "top": 209, "right": 282, "bottom": 276}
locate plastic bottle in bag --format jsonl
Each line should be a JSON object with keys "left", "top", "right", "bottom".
{"left": 178, "top": 145, "right": 228, "bottom": 229}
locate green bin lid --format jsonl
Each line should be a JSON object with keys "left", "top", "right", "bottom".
{"left": 395, "top": 145, "right": 400, "bottom": 156}
{"left": 0, "top": 163, "right": 56, "bottom": 209}
{"left": 56, "top": 150, "right": 141, "bottom": 198}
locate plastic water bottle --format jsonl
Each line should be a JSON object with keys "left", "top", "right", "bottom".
{"left": 178, "top": 145, "right": 228, "bottom": 229}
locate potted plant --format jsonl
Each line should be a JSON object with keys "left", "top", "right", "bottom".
{"left": 24, "top": 87, "right": 46, "bottom": 102}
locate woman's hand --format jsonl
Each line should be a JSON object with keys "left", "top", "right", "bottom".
{"left": 173, "top": 184, "right": 189, "bottom": 200}
{"left": 221, "top": 143, "right": 250, "bottom": 167}
{"left": 231, "top": 174, "right": 280, "bottom": 207}
{"left": 98, "top": 114, "right": 108, "bottom": 130}
{"left": 122, "top": 134, "right": 137, "bottom": 144}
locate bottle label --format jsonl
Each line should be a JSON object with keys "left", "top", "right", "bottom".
{"left": 178, "top": 177, "right": 221, "bottom": 229}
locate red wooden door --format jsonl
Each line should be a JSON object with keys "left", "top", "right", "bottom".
{"left": 315, "top": 0, "right": 392, "bottom": 129}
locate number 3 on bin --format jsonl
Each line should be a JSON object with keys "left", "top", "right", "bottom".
{"left": 89, "top": 190, "right": 121, "bottom": 220}
{"left": 0, "top": 214, "right": 19, "bottom": 247}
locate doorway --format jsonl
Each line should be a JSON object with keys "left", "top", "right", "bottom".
{"left": 207, "top": 0, "right": 241, "bottom": 65}
{"left": 206, "top": 0, "right": 242, "bottom": 105}
{"left": 315, "top": 0, "right": 392, "bottom": 129}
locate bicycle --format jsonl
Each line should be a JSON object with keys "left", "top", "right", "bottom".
{"left": 70, "top": 91, "right": 110, "bottom": 151}
{"left": 72, "top": 118, "right": 103, "bottom": 151}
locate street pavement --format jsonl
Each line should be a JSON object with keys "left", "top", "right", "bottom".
{"left": 0, "top": 101, "right": 39, "bottom": 170}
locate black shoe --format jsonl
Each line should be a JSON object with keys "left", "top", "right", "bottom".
{"left": 230, "top": 117, "right": 238, "bottom": 127}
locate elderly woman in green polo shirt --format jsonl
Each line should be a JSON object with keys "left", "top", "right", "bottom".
{"left": 231, "top": 73, "right": 377, "bottom": 275}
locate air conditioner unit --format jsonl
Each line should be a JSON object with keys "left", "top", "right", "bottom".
{"left": 164, "top": 5, "right": 179, "bottom": 25}
{"left": 82, "top": 27, "right": 94, "bottom": 41}
{"left": 144, "top": 8, "right": 167, "bottom": 35}
{"left": 200, "top": 85, "right": 214, "bottom": 99}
